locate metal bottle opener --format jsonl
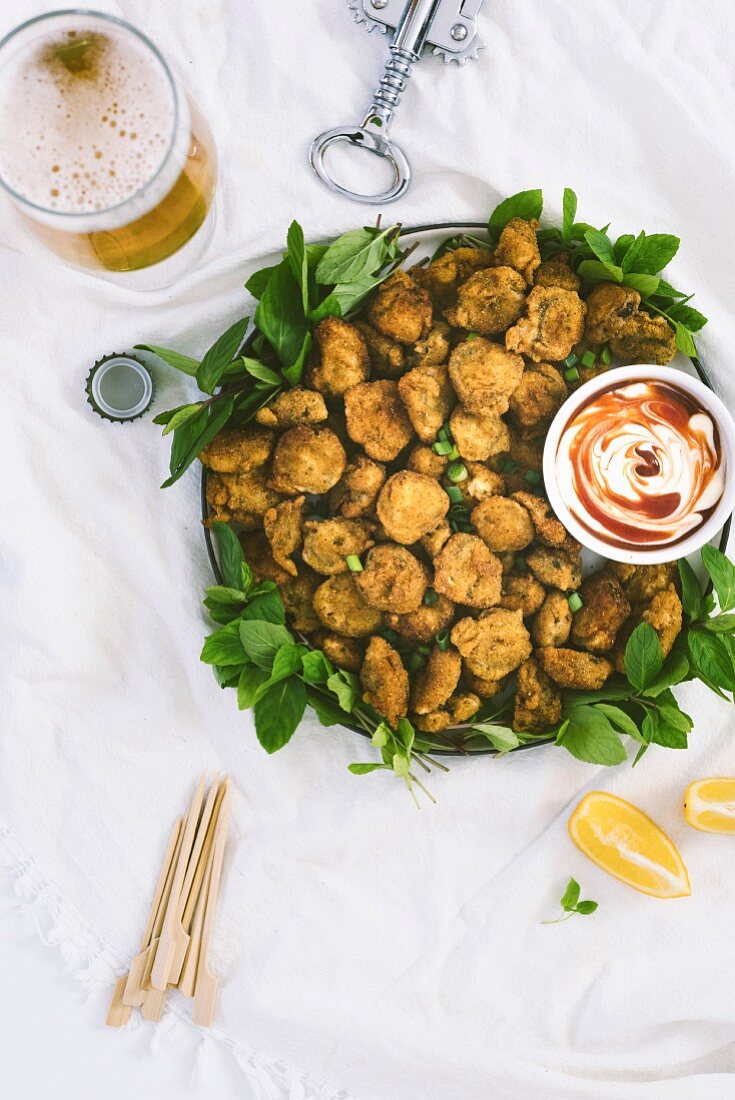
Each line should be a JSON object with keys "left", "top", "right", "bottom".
{"left": 310, "top": 0, "right": 485, "bottom": 204}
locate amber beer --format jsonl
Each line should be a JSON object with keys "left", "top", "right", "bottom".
{"left": 0, "top": 11, "right": 217, "bottom": 273}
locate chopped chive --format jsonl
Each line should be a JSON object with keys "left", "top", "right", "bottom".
{"left": 437, "top": 426, "right": 449, "bottom": 443}
{"left": 435, "top": 630, "right": 450, "bottom": 651}
{"left": 346, "top": 555, "right": 363, "bottom": 573}
{"left": 423, "top": 587, "right": 439, "bottom": 606}
{"left": 449, "top": 519, "right": 460, "bottom": 533}
{"left": 433, "top": 440, "right": 454, "bottom": 456}
{"left": 447, "top": 461, "right": 468, "bottom": 483}
{"left": 417, "top": 644, "right": 432, "bottom": 656}
{"left": 446, "top": 485, "right": 464, "bottom": 504}
{"left": 581, "top": 350, "right": 597, "bottom": 369}
{"left": 564, "top": 366, "right": 580, "bottom": 382}
{"left": 562, "top": 353, "right": 578, "bottom": 369}
{"left": 568, "top": 592, "right": 583, "bottom": 612}
{"left": 447, "top": 445, "right": 460, "bottom": 461}
{"left": 600, "top": 345, "right": 612, "bottom": 365}
{"left": 466, "top": 331, "right": 480, "bottom": 341}
{"left": 502, "top": 458, "right": 520, "bottom": 474}
{"left": 524, "top": 469, "right": 542, "bottom": 485}
{"left": 515, "top": 554, "right": 527, "bottom": 572}
{"left": 407, "top": 652, "right": 425, "bottom": 670}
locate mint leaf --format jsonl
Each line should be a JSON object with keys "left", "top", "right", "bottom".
{"left": 558, "top": 705, "right": 627, "bottom": 765}
{"left": 237, "top": 665, "right": 270, "bottom": 710}
{"left": 301, "top": 649, "right": 334, "bottom": 684}
{"left": 643, "top": 646, "right": 690, "bottom": 696}
{"left": 584, "top": 229, "right": 616, "bottom": 266}
{"left": 268, "top": 643, "right": 303, "bottom": 685}
{"left": 135, "top": 344, "right": 199, "bottom": 376}
{"left": 348, "top": 762, "right": 387, "bottom": 775}
{"left": 245, "top": 264, "right": 278, "bottom": 300}
{"left": 309, "top": 278, "right": 381, "bottom": 323}
{"left": 705, "top": 614, "right": 735, "bottom": 633}
{"left": 212, "top": 520, "right": 246, "bottom": 590}
{"left": 201, "top": 620, "right": 247, "bottom": 666}
{"left": 667, "top": 302, "right": 707, "bottom": 331}
{"left": 624, "top": 623, "right": 663, "bottom": 692}
{"left": 315, "top": 226, "right": 398, "bottom": 284}
{"left": 577, "top": 259, "right": 623, "bottom": 284}
{"left": 286, "top": 220, "right": 309, "bottom": 314}
{"left": 162, "top": 395, "right": 235, "bottom": 488}
{"left": 239, "top": 620, "right": 294, "bottom": 669}
{"left": 678, "top": 558, "right": 705, "bottom": 620}
{"left": 576, "top": 900, "right": 598, "bottom": 915}
{"left": 255, "top": 259, "right": 309, "bottom": 369}
{"left": 674, "top": 321, "right": 697, "bottom": 357}
{"left": 561, "top": 188, "right": 577, "bottom": 244}
{"left": 327, "top": 670, "right": 360, "bottom": 713}
{"left": 594, "top": 704, "right": 641, "bottom": 739}
{"left": 240, "top": 358, "right": 282, "bottom": 386}
{"left": 614, "top": 233, "right": 635, "bottom": 264}
{"left": 621, "top": 273, "right": 660, "bottom": 295}
{"left": 469, "top": 723, "right": 520, "bottom": 753}
{"left": 196, "top": 315, "right": 249, "bottom": 394}
{"left": 560, "top": 877, "right": 581, "bottom": 910}
{"left": 688, "top": 631, "right": 735, "bottom": 692}
{"left": 621, "top": 232, "right": 679, "bottom": 275}
{"left": 254, "top": 676, "right": 307, "bottom": 753}
{"left": 488, "top": 189, "right": 543, "bottom": 233}
{"left": 701, "top": 545, "right": 735, "bottom": 611}
{"left": 239, "top": 589, "right": 286, "bottom": 625}
{"left": 282, "top": 331, "right": 312, "bottom": 386}
{"left": 306, "top": 688, "right": 345, "bottom": 726}
{"left": 158, "top": 403, "right": 204, "bottom": 435}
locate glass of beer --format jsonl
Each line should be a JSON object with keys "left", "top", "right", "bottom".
{"left": 0, "top": 10, "right": 217, "bottom": 282}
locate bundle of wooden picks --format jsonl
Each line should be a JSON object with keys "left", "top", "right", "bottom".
{"left": 106, "top": 773, "right": 230, "bottom": 1029}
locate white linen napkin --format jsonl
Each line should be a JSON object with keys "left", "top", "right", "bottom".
{"left": 3, "top": 1, "right": 735, "bottom": 1097}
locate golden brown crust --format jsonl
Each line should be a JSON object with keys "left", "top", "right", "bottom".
{"left": 451, "top": 608, "right": 532, "bottom": 680}
{"left": 450, "top": 405, "right": 510, "bottom": 462}
{"left": 263, "top": 496, "right": 306, "bottom": 577}
{"left": 355, "top": 544, "right": 429, "bottom": 613}
{"left": 308, "top": 316, "right": 370, "bottom": 397}
{"left": 367, "top": 270, "right": 433, "bottom": 345}
{"left": 536, "top": 647, "right": 613, "bottom": 690}
{"left": 322, "top": 634, "right": 363, "bottom": 673}
{"left": 200, "top": 427, "right": 274, "bottom": 473}
{"left": 343, "top": 380, "right": 414, "bottom": 461}
{"left": 271, "top": 427, "right": 346, "bottom": 495}
{"left": 360, "top": 637, "right": 409, "bottom": 729}
{"left": 255, "top": 388, "right": 327, "bottom": 429}
{"left": 491, "top": 218, "right": 541, "bottom": 285}
{"left": 471, "top": 496, "right": 535, "bottom": 553}
{"left": 376, "top": 471, "right": 449, "bottom": 545}
{"left": 505, "top": 286, "right": 586, "bottom": 363}
{"left": 532, "top": 590, "right": 573, "bottom": 648}
{"left": 301, "top": 517, "right": 374, "bottom": 576}
{"left": 433, "top": 533, "right": 503, "bottom": 609}
{"left": 448, "top": 338, "right": 524, "bottom": 417}
{"left": 397, "top": 362, "right": 455, "bottom": 443}
{"left": 312, "top": 574, "right": 384, "bottom": 638}
{"left": 513, "top": 657, "right": 563, "bottom": 733}
{"left": 410, "top": 646, "right": 462, "bottom": 715}
{"left": 385, "top": 592, "right": 455, "bottom": 643}
{"left": 444, "top": 267, "right": 526, "bottom": 334}
{"left": 570, "top": 572, "right": 631, "bottom": 654}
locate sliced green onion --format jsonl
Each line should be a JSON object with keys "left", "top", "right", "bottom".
{"left": 346, "top": 555, "right": 363, "bottom": 573}
{"left": 562, "top": 353, "right": 578, "bottom": 369}
{"left": 568, "top": 592, "right": 583, "bottom": 612}
{"left": 447, "top": 445, "right": 460, "bottom": 461}
{"left": 515, "top": 555, "right": 528, "bottom": 572}
{"left": 417, "top": 644, "right": 432, "bottom": 656}
{"left": 433, "top": 440, "right": 454, "bottom": 456}
{"left": 600, "top": 345, "right": 612, "bottom": 365}
{"left": 423, "top": 587, "right": 439, "bottom": 606}
{"left": 564, "top": 366, "right": 580, "bottom": 382}
{"left": 435, "top": 630, "right": 450, "bottom": 651}
{"left": 437, "top": 426, "right": 450, "bottom": 443}
{"left": 502, "top": 458, "right": 520, "bottom": 474}
{"left": 447, "top": 461, "right": 468, "bottom": 483}
{"left": 524, "top": 469, "right": 542, "bottom": 485}
{"left": 581, "top": 350, "right": 597, "bottom": 369}
{"left": 446, "top": 485, "right": 464, "bottom": 504}
{"left": 466, "top": 331, "right": 480, "bottom": 341}
{"left": 407, "top": 652, "right": 425, "bottom": 670}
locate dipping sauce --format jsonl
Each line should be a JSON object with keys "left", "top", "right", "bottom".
{"left": 556, "top": 380, "right": 725, "bottom": 549}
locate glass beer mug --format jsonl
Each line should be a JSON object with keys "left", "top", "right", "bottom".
{"left": 0, "top": 10, "right": 217, "bottom": 280}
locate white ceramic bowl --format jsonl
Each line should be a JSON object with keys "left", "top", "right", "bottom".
{"left": 543, "top": 364, "right": 735, "bottom": 565}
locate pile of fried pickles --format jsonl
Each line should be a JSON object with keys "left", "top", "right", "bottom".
{"left": 201, "top": 218, "right": 683, "bottom": 737}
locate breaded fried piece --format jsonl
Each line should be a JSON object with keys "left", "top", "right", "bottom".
{"left": 534, "top": 256, "right": 581, "bottom": 292}
{"left": 532, "top": 590, "right": 573, "bottom": 647}
{"left": 239, "top": 530, "right": 290, "bottom": 585}
{"left": 354, "top": 321, "right": 406, "bottom": 378}
{"left": 472, "top": 496, "right": 534, "bottom": 553}
{"left": 513, "top": 657, "right": 563, "bottom": 733}
{"left": 433, "top": 533, "right": 503, "bottom": 609}
{"left": 263, "top": 496, "right": 305, "bottom": 577}
{"left": 420, "top": 519, "right": 452, "bottom": 558}
{"left": 410, "top": 645, "right": 462, "bottom": 714}
{"left": 409, "top": 321, "right": 452, "bottom": 369}
{"left": 505, "top": 285, "right": 586, "bottom": 362}
{"left": 511, "top": 491, "right": 578, "bottom": 552}
{"left": 301, "top": 517, "right": 374, "bottom": 576}
{"left": 491, "top": 217, "right": 541, "bottom": 285}
{"left": 447, "top": 692, "right": 481, "bottom": 722}
{"left": 255, "top": 388, "right": 327, "bottom": 429}
{"left": 507, "top": 362, "right": 567, "bottom": 436}
{"left": 313, "top": 574, "right": 383, "bottom": 638}
{"left": 606, "top": 562, "right": 678, "bottom": 604}
{"left": 360, "top": 637, "right": 409, "bottom": 729}
{"left": 411, "top": 246, "right": 492, "bottom": 310}
{"left": 344, "top": 380, "right": 414, "bottom": 461}
{"left": 448, "top": 338, "right": 524, "bottom": 417}
{"left": 641, "top": 583, "right": 683, "bottom": 659}
{"left": 537, "top": 647, "right": 613, "bottom": 690}
{"left": 308, "top": 316, "right": 370, "bottom": 397}
{"left": 398, "top": 362, "right": 455, "bottom": 442}
{"left": 609, "top": 311, "right": 677, "bottom": 365}
{"left": 527, "top": 545, "right": 582, "bottom": 591}
{"left": 584, "top": 282, "right": 640, "bottom": 344}
{"left": 570, "top": 572, "right": 631, "bottom": 654}
{"left": 270, "top": 426, "right": 346, "bottom": 495}
{"left": 500, "top": 573, "right": 546, "bottom": 618}
{"left": 330, "top": 456, "right": 386, "bottom": 520}
{"left": 465, "top": 671, "right": 508, "bottom": 698}
{"left": 451, "top": 608, "right": 532, "bottom": 680}
{"left": 450, "top": 405, "right": 510, "bottom": 461}
{"left": 444, "top": 267, "right": 526, "bottom": 335}
{"left": 386, "top": 592, "right": 455, "bottom": 643}
{"left": 461, "top": 463, "right": 505, "bottom": 504}
{"left": 367, "top": 270, "right": 432, "bottom": 345}
{"left": 408, "top": 445, "right": 449, "bottom": 479}
{"left": 206, "top": 468, "right": 280, "bottom": 528}
{"left": 376, "top": 471, "right": 449, "bottom": 544}
{"left": 322, "top": 634, "right": 363, "bottom": 673}
{"left": 200, "top": 427, "right": 273, "bottom": 473}
{"left": 277, "top": 570, "right": 321, "bottom": 634}
{"left": 413, "top": 709, "right": 452, "bottom": 733}
{"left": 355, "top": 544, "right": 428, "bottom": 613}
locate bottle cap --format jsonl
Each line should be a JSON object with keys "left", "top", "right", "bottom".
{"left": 85, "top": 353, "right": 154, "bottom": 422}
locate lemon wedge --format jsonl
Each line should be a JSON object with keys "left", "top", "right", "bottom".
{"left": 684, "top": 778, "right": 735, "bottom": 833}
{"left": 568, "top": 791, "right": 691, "bottom": 898}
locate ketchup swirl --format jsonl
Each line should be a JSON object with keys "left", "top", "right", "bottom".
{"left": 556, "top": 381, "right": 724, "bottom": 548}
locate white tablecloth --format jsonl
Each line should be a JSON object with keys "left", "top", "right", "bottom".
{"left": 3, "top": 1, "right": 735, "bottom": 1097}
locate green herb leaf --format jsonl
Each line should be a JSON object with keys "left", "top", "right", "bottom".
{"left": 560, "top": 877, "right": 581, "bottom": 910}
{"left": 268, "top": 643, "right": 304, "bottom": 685}
{"left": 309, "top": 277, "right": 381, "bottom": 323}
{"left": 158, "top": 403, "right": 205, "bottom": 435}
{"left": 316, "top": 226, "right": 398, "bottom": 285}
{"left": 306, "top": 688, "right": 345, "bottom": 726}
{"left": 642, "top": 646, "right": 690, "bottom": 696}
{"left": 392, "top": 752, "right": 410, "bottom": 777}
{"left": 678, "top": 558, "right": 705, "bottom": 620}
{"left": 701, "top": 545, "right": 735, "bottom": 612}
{"left": 576, "top": 900, "right": 598, "bottom": 915}
{"left": 212, "top": 520, "right": 246, "bottom": 590}
{"left": 348, "top": 762, "right": 387, "bottom": 775}
{"left": 240, "top": 358, "right": 283, "bottom": 386}
{"left": 593, "top": 704, "right": 641, "bottom": 739}
{"left": 558, "top": 705, "right": 627, "bottom": 765}
{"left": 196, "top": 315, "right": 250, "bottom": 395}
{"left": 239, "top": 620, "right": 294, "bottom": 669}
{"left": 282, "top": 331, "right": 312, "bottom": 386}
{"left": 577, "top": 259, "right": 623, "bottom": 284}
{"left": 245, "top": 264, "right": 278, "bottom": 300}
{"left": 624, "top": 623, "right": 663, "bottom": 692}
{"left": 135, "top": 344, "right": 199, "bottom": 376}
{"left": 705, "top": 614, "right": 735, "bottom": 633}
{"left": 666, "top": 302, "right": 707, "bottom": 332}
{"left": 584, "top": 229, "right": 617, "bottom": 266}
{"left": 614, "top": 233, "right": 635, "bottom": 263}
{"left": 327, "top": 670, "right": 360, "bottom": 713}
{"left": 200, "top": 620, "right": 247, "bottom": 666}
{"left": 372, "top": 722, "right": 391, "bottom": 748}
{"left": 213, "top": 664, "right": 245, "bottom": 688}
{"left": 673, "top": 321, "right": 697, "bottom": 357}
{"left": 253, "top": 675, "right": 307, "bottom": 753}
{"left": 621, "top": 273, "right": 660, "bottom": 295}
{"left": 239, "top": 588, "right": 286, "bottom": 625}
{"left": 688, "top": 631, "right": 735, "bottom": 692}
{"left": 301, "top": 649, "right": 334, "bottom": 684}
{"left": 621, "top": 232, "right": 680, "bottom": 275}
{"left": 488, "top": 189, "right": 543, "bottom": 233}
{"left": 561, "top": 188, "right": 577, "bottom": 244}
{"left": 286, "top": 220, "right": 310, "bottom": 314}
{"left": 255, "top": 259, "right": 309, "bottom": 369}
{"left": 237, "top": 665, "right": 270, "bottom": 709}
{"left": 469, "top": 723, "right": 520, "bottom": 753}
{"left": 162, "top": 396, "right": 235, "bottom": 488}
{"left": 543, "top": 877, "right": 599, "bottom": 924}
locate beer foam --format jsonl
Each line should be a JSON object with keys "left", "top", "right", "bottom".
{"left": 0, "top": 25, "right": 186, "bottom": 225}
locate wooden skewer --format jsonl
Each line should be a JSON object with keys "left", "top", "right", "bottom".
{"left": 178, "top": 838, "right": 213, "bottom": 998}
{"left": 121, "top": 817, "right": 182, "bottom": 1007}
{"left": 149, "top": 774, "right": 206, "bottom": 991}
{"left": 168, "top": 776, "right": 221, "bottom": 983}
{"left": 192, "top": 788, "right": 230, "bottom": 1026}
{"left": 105, "top": 975, "right": 132, "bottom": 1029}
{"left": 182, "top": 779, "right": 229, "bottom": 933}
